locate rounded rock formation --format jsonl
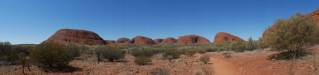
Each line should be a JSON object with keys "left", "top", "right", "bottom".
{"left": 44, "top": 29, "right": 105, "bottom": 45}
{"left": 162, "top": 37, "right": 177, "bottom": 44}
{"left": 131, "top": 36, "right": 155, "bottom": 45}
{"left": 154, "top": 39, "right": 164, "bottom": 44}
{"left": 177, "top": 35, "right": 210, "bottom": 45}
{"left": 105, "top": 40, "right": 116, "bottom": 45}
{"left": 214, "top": 32, "right": 243, "bottom": 45}
{"left": 116, "top": 37, "right": 131, "bottom": 45}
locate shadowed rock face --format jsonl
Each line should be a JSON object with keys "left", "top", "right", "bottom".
{"left": 44, "top": 29, "right": 105, "bottom": 45}
{"left": 105, "top": 40, "right": 116, "bottom": 45}
{"left": 214, "top": 32, "right": 243, "bottom": 45}
{"left": 131, "top": 36, "right": 155, "bottom": 45}
{"left": 116, "top": 37, "right": 131, "bottom": 44}
{"left": 163, "top": 37, "right": 177, "bottom": 44}
{"left": 177, "top": 35, "right": 210, "bottom": 45}
{"left": 154, "top": 39, "right": 164, "bottom": 44}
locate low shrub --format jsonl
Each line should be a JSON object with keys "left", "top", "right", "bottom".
{"left": 214, "top": 38, "right": 261, "bottom": 52}
{"left": 95, "top": 46, "right": 125, "bottom": 62}
{"left": 162, "top": 48, "right": 182, "bottom": 61}
{"left": 134, "top": 56, "right": 151, "bottom": 65}
{"left": 0, "top": 42, "right": 32, "bottom": 65}
{"left": 270, "top": 50, "right": 310, "bottom": 60}
{"left": 30, "top": 43, "right": 78, "bottom": 72}
{"left": 65, "top": 44, "right": 81, "bottom": 59}
{"left": 131, "top": 47, "right": 160, "bottom": 57}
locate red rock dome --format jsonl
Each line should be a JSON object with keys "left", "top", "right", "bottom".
{"left": 131, "top": 36, "right": 155, "bottom": 45}
{"left": 214, "top": 32, "right": 243, "bottom": 45}
{"left": 44, "top": 29, "right": 105, "bottom": 45}
{"left": 116, "top": 37, "right": 131, "bottom": 45}
{"left": 162, "top": 37, "right": 177, "bottom": 44}
{"left": 154, "top": 39, "right": 164, "bottom": 44}
{"left": 177, "top": 35, "right": 210, "bottom": 45}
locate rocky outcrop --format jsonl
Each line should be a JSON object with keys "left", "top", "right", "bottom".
{"left": 154, "top": 39, "right": 164, "bottom": 44}
{"left": 177, "top": 35, "right": 210, "bottom": 45}
{"left": 214, "top": 32, "right": 243, "bottom": 45}
{"left": 311, "top": 9, "right": 319, "bottom": 26}
{"left": 131, "top": 36, "right": 155, "bottom": 45}
{"left": 162, "top": 37, "right": 177, "bottom": 44}
{"left": 105, "top": 40, "right": 116, "bottom": 45}
{"left": 116, "top": 37, "right": 131, "bottom": 45}
{"left": 44, "top": 29, "right": 105, "bottom": 45}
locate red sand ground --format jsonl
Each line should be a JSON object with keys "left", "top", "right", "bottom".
{"left": 209, "top": 50, "right": 319, "bottom": 75}
{"left": 1, "top": 48, "right": 319, "bottom": 75}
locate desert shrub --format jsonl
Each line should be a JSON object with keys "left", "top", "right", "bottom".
{"left": 200, "top": 55, "right": 210, "bottom": 64}
{"left": 270, "top": 50, "right": 310, "bottom": 60}
{"left": 95, "top": 46, "right": 125, "bottom": 62}
{"left": 134, "top": 56, "right": 152, "bottom": 65}
{"left": 177, "top": 45, "right": 211, "bottom": 56}
{"left": 0, "top": 42, "right": 13, "bottom": 61}
{"left": 30, "top": 43, "right": 77, "bottom": 71}
{"left": 215, "top": 38, "right": 260, "bottom": 52}
{"left": 65, "top": 44, "right": 81, "bottom": 58}
{"left": 131, "top": 47, "right": 160, "bottom": 57}
{"left": 0, "top": 42, "right": 32, "bottom": 65}
{"left": 184, "top": 49, "right": 198, "bottom": 56}
{"left": 162, "top": 48, "right": 182, "bottom": 61}
{"left": 245, "top": 38, "right": 260, "bottom": 50}
{"left": 151, "top": 68, "right": 170, "bottom": 75}
{"left": 215, "top": 41, "right": 232, "bottom": 51}
{"left": 229, "top": 41, "right": 247, "bottom": 52}
{"left": 263, "top": 14, "right": 319, "bottom": 60}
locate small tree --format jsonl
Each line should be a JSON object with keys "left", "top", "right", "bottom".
{"left": 30, "top": 43, "right": 76, "bottom": 71}
{"left": 162, "top": 49, "right": 182, "bottom": 61}
{"left": 65, "top": 44, "right": 81, "bottom": 59}
{"left": 0, "top": 42, "right": 13, "bottom": 61}
{"left": 245, "top": 37, "right": 259, "bottom": 51}
{"left": 263, "top": 14, "right": 319, "bottom": 59}
{"left": 95, "top": 46, "right": 125, "bottom": 62}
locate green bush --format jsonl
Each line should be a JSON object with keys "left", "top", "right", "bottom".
{"left": 214, "top": 38, "right": 260, "bottom": 52}
{"left": 30, "top": 43, "right": 77, "bottom": 71}
{"left": 162, "top": 48, "right": 182, "bottom": 61}
{"left": 0, "top": 42, "right": 32, "bottom": 64}
{"left": 65, "top": 44, "right": 81, "bottom": 59}
{"left": 245, "top": 38, "right": 260, "bottom": 50}
{"left": 131, "top": 47, "right": 160, "bottom": 57}
{"left": 263, "top": 14, "right": 318, "bottom": 59}
{"left": 0, "top": 42, "right": 13, "bottom": 60}
{"left": 95, "top": 46, "right": 125, "bottom": 62}
{"left": 151, "top": 68, "right": 170, "bottom": 75}
{"left": 134, "top": 56, "right": 152, "bottom": 65}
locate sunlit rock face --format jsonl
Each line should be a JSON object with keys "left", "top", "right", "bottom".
{"left": 44, "top": 29, "right": 105, "bottom": 45}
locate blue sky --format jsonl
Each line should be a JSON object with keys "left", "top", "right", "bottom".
{"left": 0, "top": 0, "right": 319, "bottom": 44}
